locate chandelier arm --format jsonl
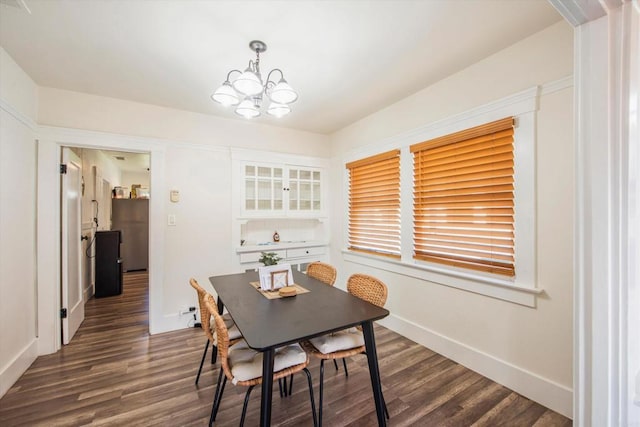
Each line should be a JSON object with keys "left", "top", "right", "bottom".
{"left": 265, "top": 68, "right": 285, "bottom": 86}
{"left": 225, "top": 69, "right": 242, "bottom": 82}
{"left": 264, "top": 80, "right": 276, "bottom": 92}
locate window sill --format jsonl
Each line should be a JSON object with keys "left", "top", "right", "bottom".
{"left": 341, "top": 249, "right": 542, "bottom": 307}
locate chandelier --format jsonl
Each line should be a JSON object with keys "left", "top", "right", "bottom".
{"left": 211, "top": 40, "right": 298, "bottom": 119}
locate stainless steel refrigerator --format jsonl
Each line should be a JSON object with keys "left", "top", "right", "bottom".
{"left": 111, "top": 198, "right": 149, "bottom": 272}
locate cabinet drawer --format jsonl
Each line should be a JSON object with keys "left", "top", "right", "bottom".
{"left": 286, "top": 246, "right": 325, "bottom": 259}
{"left": 239, "top": 250, "right": 285, "bottom": 264}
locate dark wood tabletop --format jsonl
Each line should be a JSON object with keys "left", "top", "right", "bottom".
{"left": 209, "top": 269, "right": 390, "bottom": 351}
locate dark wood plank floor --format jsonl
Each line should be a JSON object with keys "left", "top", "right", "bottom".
{"left": 0, "top": 272, "right": 571, "bottom": 426}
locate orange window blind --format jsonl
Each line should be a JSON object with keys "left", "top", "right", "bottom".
{"left": 411, "top": 117, "right": 515, "bottom": 276}
{"left": 346, "top": 150, "right": 401, "bottom": 258}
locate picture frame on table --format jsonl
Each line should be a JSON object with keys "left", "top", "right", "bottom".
{"left": 258, "top": 263, "right": 294, "bottom": 291}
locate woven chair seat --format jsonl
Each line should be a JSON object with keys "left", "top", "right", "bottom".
{"left": 211, "top": 314, "right": 242, "bottom": 341}
{"left": 204, "top": 294, "right": 318, "bottom": 426}
{"left": 303, "top": 273, "right": 390, "bottom": 426}
{"left": 228, "top": 340, "right": 308, "bottom": 384}
{"left": 307, "top": 328, "right": 364, "bottom": 354}
{"left": 190, "top": 278, "right": 243, "bottom": 385}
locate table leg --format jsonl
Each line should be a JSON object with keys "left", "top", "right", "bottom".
{"left": 362, "top": 321, "right": 386, "bottom": 427}
{"left": 260, "top": 348, "right": 275, "bottom": 427}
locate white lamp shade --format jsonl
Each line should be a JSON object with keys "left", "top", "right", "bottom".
{"left": 269, "top": 79, "right": 298, "bottom": 104}
{"left": 211, "top": 82, "right": 240, "bottom": 106}
{"left": 266, "top": 102, "right": 290, "bottom": 118}
{"left": 235, "top": 99, "right": 260, "bottom": 118}
{"left": 232, "top": 69, "right": 263, "bottom": 96}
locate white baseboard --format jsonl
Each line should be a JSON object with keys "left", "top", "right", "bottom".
{"left": 83, "top": 284, "right": 94, "bottom": 303}
{"left": 150, "top": 313, "right": 196, "bottom": 335}
{"left": 379, "top": 314, "right": 573, "bottom": 419}
{"left": 0, "top": 338, "right": 38, "bottom": 398}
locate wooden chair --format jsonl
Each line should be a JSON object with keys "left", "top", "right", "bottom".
{"left": 204, "top": 294, "right": 317, "bottom": 427}
{"left": 189, "top": 278, "right": 242, "bottom": 385}
{"left": 306, "top": 261, "right": 337, "bottom": 286}
{"left": 306, "top": 261, "right": 344, "bottom": 373}
{"left": 301, "top": 273, "right": 389, "bottom": 425}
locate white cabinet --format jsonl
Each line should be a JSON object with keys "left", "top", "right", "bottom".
{"left": 287, "top": 167, "right": 322, "bottom": 212}
{"left": 244, "top": 164, "right": 284, "bottom": 214}
{"left": 242, "top": 162, "right": 324, "bottom": 218}
{"left": 239, "top": 249, "right": 286, "bottom": 264}
{"left": 286, "top": 246, "right": 325, "bottom": 259}
{"left": 236, "top": 243, "right": 327, "bottom": 271}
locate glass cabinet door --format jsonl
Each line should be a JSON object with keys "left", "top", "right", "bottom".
{"left": 242, "top": 163, "right": 322, "bottom": 216}
{"left": 244, "top": 165, "right": 284, "bottom": 212}
{"left": 288, "top": 167, "right": 321, "bottom": 212}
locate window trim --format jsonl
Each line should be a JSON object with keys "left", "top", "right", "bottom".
{"left": 341, "top": 85, "right": 545, "bottom": 306}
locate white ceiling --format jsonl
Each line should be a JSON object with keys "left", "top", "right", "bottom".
{"left": 102, "top": 150, "right": 149, "bottom": 173}
{"left": 0, "top": 0, "right": 562, "bottom": 134}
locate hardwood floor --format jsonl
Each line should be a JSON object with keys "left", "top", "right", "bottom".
{"left": 0, "top": 272, "right": 571, "bottom": 426}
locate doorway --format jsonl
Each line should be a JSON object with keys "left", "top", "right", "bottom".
{"left": 60, "top": 146, "right": 150, "bottom": 345}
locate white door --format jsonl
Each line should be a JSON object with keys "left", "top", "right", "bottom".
{"left": 61, "top": 148, "right": 85, "bottom": 344}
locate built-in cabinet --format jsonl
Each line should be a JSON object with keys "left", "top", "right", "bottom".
{"left": 231, "top": 150, "right": 330, "bottom": 272}
{"left": 242, "top": 162, "right": 323, "bottom": 218}
{"left": 236, "top": 242, "right": 327, "bottom": 271}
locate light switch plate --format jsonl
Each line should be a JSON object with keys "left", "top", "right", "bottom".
{"left": 168, "top": 214, "right": 176, "bottom": 226}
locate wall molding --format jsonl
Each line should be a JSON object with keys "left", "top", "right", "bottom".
{"left": 0, "top": 96, "right": 38, "bottom": 130}
{"left": 230, "top": 147, "right": 331, "bottom": 168}
{"left": 379, "top": 314, "right": 573, "bottom": 419}
{"left": 540, "top": 75, "right": 573, "bottom": 96}
{"left": 0, "top": 338, "right": 37, "bottom": 398}
{"left": 343, "top": 85, "right": 540, "bottom": 164}
{"left": 548, "top": 0, "right": 608, "bottom": 26}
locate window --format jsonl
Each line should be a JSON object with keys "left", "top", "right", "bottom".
{"left": 346, "top": 150, "right": 401, "bottom": 258}
{"left": 411, "top": 117, "right": 515, "bottom": 276}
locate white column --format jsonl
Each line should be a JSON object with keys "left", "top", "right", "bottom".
{"left": 567, "top": 1, "right": 640, "bottom": 425}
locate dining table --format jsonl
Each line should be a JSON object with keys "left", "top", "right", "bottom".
{"left": 209, "top": 269, "right": 390, "bottom": 426}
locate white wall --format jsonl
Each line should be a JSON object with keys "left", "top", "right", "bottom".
{"left": 121, "top": 170, "right": 149, "bottom": 190}
{"left": 35, "top": 88, "right": 332, "bottom": 337}
{"left": 0, "top": 47, "right": 39, "bottom": 398}
{"left": 38, "top": 87, "right": 330, "bottom": 158}
{"left": 329, "top": 21, "right": 574, "bottom": 417}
